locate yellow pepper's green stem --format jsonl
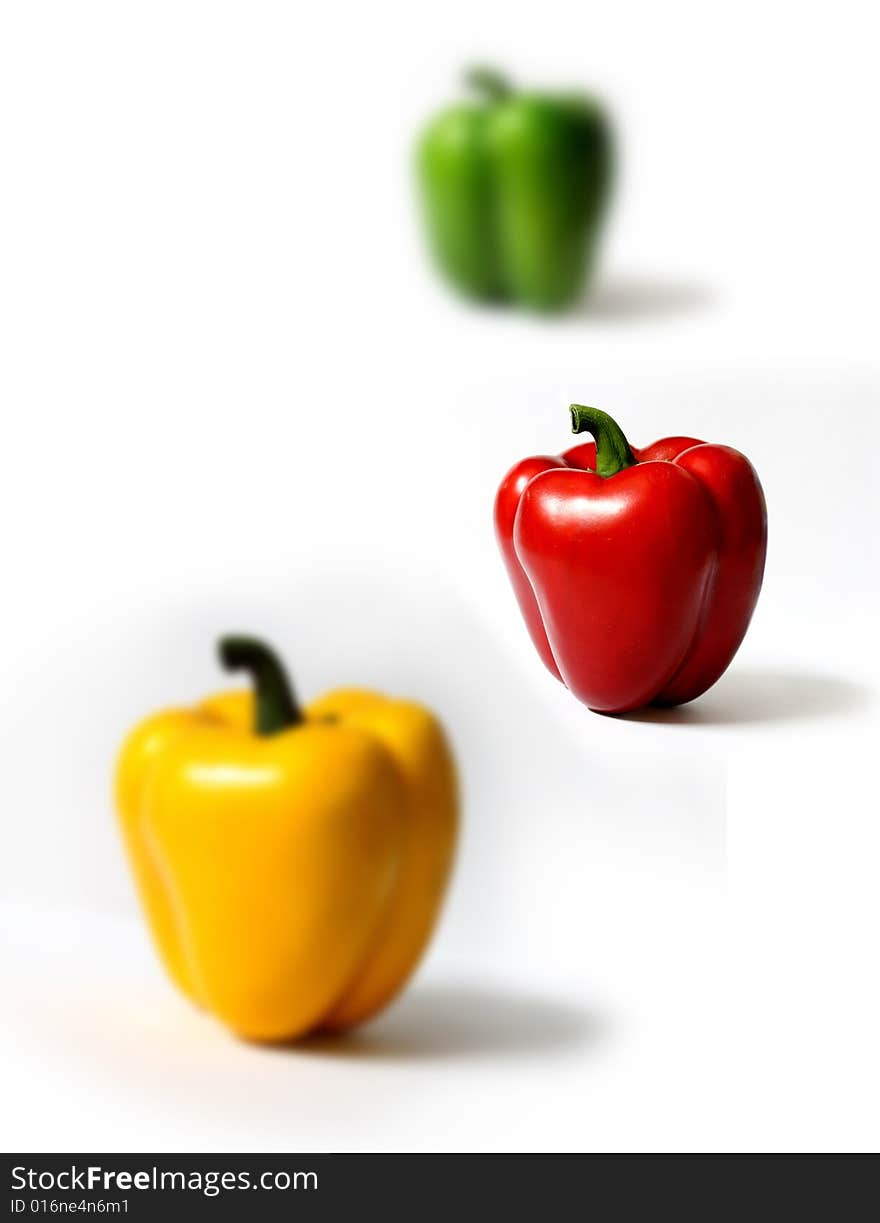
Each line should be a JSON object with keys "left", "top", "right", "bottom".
{"left": 218, "top": 636, "right": 302, "bottom": 735}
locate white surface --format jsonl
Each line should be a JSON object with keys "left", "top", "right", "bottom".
{"left": 1, "top": 0, "right": 879, "bottom": 1152}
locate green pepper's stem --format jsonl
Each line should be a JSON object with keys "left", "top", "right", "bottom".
{"left": 218, "top": 636, "right": 302, "bottom": 735}
{"left": 464, "top": 66, "right": 513, "bottom": 102}
{"left": 569, "top": 405, "right": 638, "bottom": 478}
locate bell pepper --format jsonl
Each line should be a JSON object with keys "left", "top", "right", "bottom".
{"left": 116, "top": 636, "right": 458, "bottom": 1042}
{"left": 495, "top": 406, "right": 767, "bottom": 713}
{"left": 416, "top": 67, "right": 612, "bottom": 310}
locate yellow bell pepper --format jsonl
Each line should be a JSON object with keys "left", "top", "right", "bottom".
{"left": 115, "top": 636, "right": 458, "bottom": 1042}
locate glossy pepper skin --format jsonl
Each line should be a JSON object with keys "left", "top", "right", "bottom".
{"left": 116, "top": 637, "right": 457, "bottom": 1042}
{"left": 417, "top": 68, "right": 612, "bottom": 310}
{"left": 495, "top": 407, "right": 767, "bottom": 713}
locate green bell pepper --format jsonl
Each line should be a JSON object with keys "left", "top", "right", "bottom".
{"left": 416, "top": 68, "right": 613, "bottom": 311}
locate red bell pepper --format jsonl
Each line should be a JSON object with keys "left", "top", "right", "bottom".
{"left": 494, "top": 405, "right": 767, "bottom": 713}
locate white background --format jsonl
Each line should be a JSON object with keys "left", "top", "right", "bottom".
{"left": 1, "top": 0, "right": 878, "bottom": 1152}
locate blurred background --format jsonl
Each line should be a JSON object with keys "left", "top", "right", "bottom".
{"left": 1, "top": 0, "right": 878, "bottom": 1152}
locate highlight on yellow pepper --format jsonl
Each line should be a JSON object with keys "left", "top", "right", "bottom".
{"left": 115, "top": 636, "right": 458, "bottom": 1042}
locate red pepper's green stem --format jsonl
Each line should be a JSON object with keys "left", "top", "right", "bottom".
{"left": 464, "top": 66, "right": 513, "bottom": 102}
{"left": 218, "top": 636, "right": 302, "bottom": 735}
{"left": 569, "top": 405, "right": 638, "bottom": 478}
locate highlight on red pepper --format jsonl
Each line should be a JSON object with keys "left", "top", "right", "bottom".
{"left": 494, "top": 406, "right": 767, "bottom": 714}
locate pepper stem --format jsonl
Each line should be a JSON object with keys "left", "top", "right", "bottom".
{"left": 464, "top": 66, "right": 513, "bottom": 102}
{"left": 569, "top": 405, "right": 638, "bottom": 478}
{"left": 218, "top": 636, "right": 303, "bottom": 735}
